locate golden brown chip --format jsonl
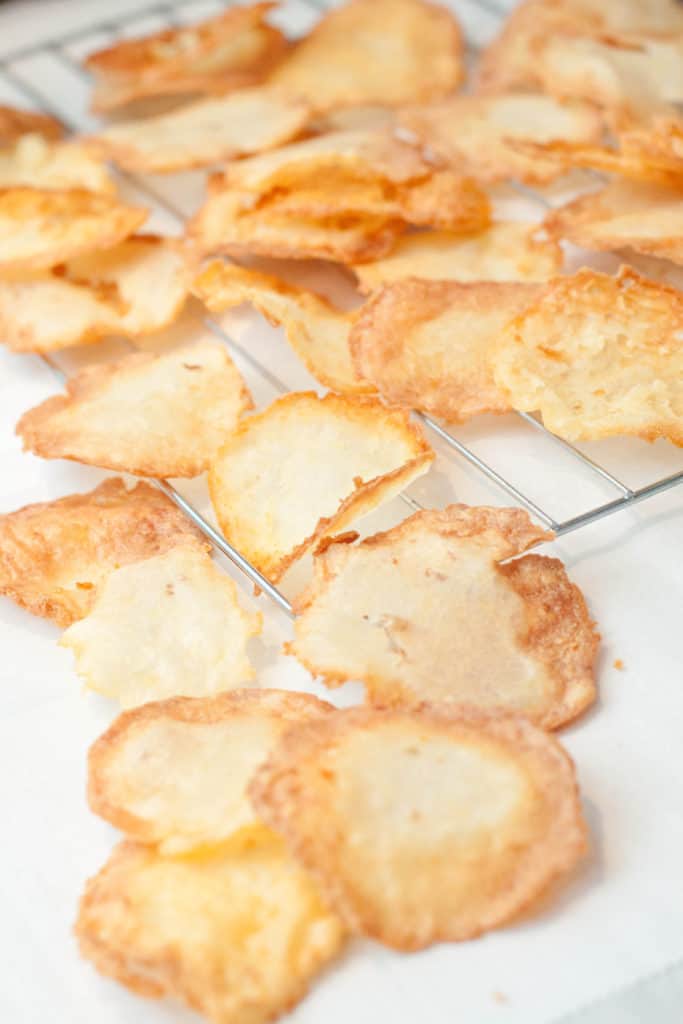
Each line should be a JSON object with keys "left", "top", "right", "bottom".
{"left": 250, "top": 704, "right": 589, "bottom": 949}
{"left": 0, "top": 104, "right": 64, "bottom": 143}
{"left": 288, "top": 505, "right": 598, "bottom": 728}
{"left": 194, "top": 261, "right": 371, "bottom": 395}
{"left": 0, "top": 134, "right": 114, "bottom": 194}
{"left": 545, "top": 179, "right": 683, "bottom": 263}
{"left": 400, "top": 92, "right": 604, "bottom": 185}
{"left": 0, "top": 478, "right": 205, "bottom": 627}
{"left": 85, "top": 3, "right": 287, "bottom": 113}
{"left": 269, "top": 0, "right": 463, "bottom": 112}
{"left": 494, "top": 266, "right": 683, "bottom": 445}
{"left": 17, "top": 340, "right": 252, "bottom": 478}
{"left": 61, "top": 547, "right": 262, "bottom": 708}
{"left": 86, "top": 88, "right": 310, "bottom": 174}
{"left": 350, "top": 279, "right": 540, "bottom": 422}
{"left": 187, "top": 181, "right": 405, "bottom": 265}
{"left": 507, "top": 137, "right": 683, "bottom": 188}
{"left": 76, "top": 832, "right": 345, "bottom": 1023}
{"left": 352, "top": 223, "right": 562, "bottom": 292}
{"left": 0, "top": 235, "right": 189, "bottom": 353}
{"left": 0, "top": 188, "right": 147, "bottom": 273}
{"left": 88, "top": 689, "right": 333, "bottom": 851}
{"left": 209, "top": 391, "right": 434, "bottom": 581}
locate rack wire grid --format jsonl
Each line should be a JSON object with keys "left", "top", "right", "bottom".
{"left": 1, "top": 0, "right": 681, "bottom": 621}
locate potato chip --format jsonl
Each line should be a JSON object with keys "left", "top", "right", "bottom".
{"left": 494, "top": 266, "right": 683, "bottom": 445}
{"left": 0, "top": 188, "right": 147, "bottom": 273}
{"left": 545, "top": 179, "right": 683, "bottom": 263}
{"left": 0, "top": 478, "right": 205, "bottom": 627}
{"left": 76, "top": 833, "right": 345, "bottom": 1024}
{"left": 86, "top": 88, "right": 310, "bottom": 174}
{"left": 61, "top": 547, "right": 261, "bottom": 708}
{"left": 208, "top": 391, "right": 434, "bottom": 581}
{"left": 350, "top": 280, "right": 540, "bottom": 422}
{"left": 0, "top": 134, "right": 114, "bottom": 193}
{"left": 400, "top": 93, "right": 604, "bottom": 184}
{"left": 311, "top": 105, "right": 397, "bottom": 135}
{"left": 352, "top": 223, "right": 562, "bottom": 292}
{"left": 507, "top": 138, "right": 683, "bottom": 187}
{"left": 85, "top": 3, "right": 287, "bottom": 112}
{"left": 188, "top": 182, "right": 405, "bottom": 264}
{"left": 17, "top": 341, "right": 252, "bottom": 478}
{"left": 88, "top": 689, "right": 334, "bottom": 851}
{"left": 0, "top": 235, "right": 189, "bottom": 353}
{"left": 288, "top": 505, "right": 598, "bottom": 728}
{"left": 250, "top": 704, "right": 589, "bottom": 948}
{"left": 269, "top": 0, "right": 463, "bottom": 112}
{"left": 194, "top": 261, "right": 371, "bottom": 395}
{"left": 0, "top": 104, "right": 63, "bottom": 143}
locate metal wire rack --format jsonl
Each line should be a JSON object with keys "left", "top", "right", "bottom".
{"left": 0, "top": 0, "right": 681, "bottom": 621}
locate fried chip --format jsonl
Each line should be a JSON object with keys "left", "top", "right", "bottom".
{"left": 76, "top": 833, "right": 345, "bottom": 1024}
{"left": 0, "top": 188, "right": 147, "bottom": 273}
{"left": 288, "top": 505, "right": 598, "bottom": 728}
{"left": 269, "top": 0, "right": 463, "bottom": 112}
{"left": 17, "top": 341, "right": 252, "bottom": 478}
{"left": 188, "top": 182, "right": 405, "bottom": 264}
{"left": 250, "top": 704, "right": 589, "bottom": 948}
{"left": 86, "top": 88, "right": 310, "bottom": 174}
{"left": 0, "top": 134, "right": 114, "bottom": 193}
{"left": 545, "top": 179, "right": 683, "bottom": 264}
{"left": 88, "top": 689, "right": 333, "bottom": 851}
{"left": 85, "top": 3, "right": 287, "bottom": 113}
{"left": 352, "top": 223, "right": 562, "bottom": 292}
{"left": 0, "top": 104, "right": 63, "bottom": 143}
{"left": 494, "top": 266, "right": 683, "bottom": 445}
{"left": 61, "top": 547, "right": 261, "bottom": 708}
{"left": 0, "top": 478, "right": 205, "bottom": 627}
{"left": 194, "top": 261, "right": 371, "bottom": 395}
{"left": 208, "top": 391, "right": 434, "bottom": 581}
{"left": 350, "top": 280, "right": 540, "bottom": 422}
{"left": 0, "top": 235, "right": 189, "bottom": 353}
{"left": 400, "top": 93, "right": 604, "bottom": 185}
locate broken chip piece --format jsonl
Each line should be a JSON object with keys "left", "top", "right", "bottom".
{"left": 0, "top": 478, "right": 205, "bottom": 627}
{"left": 288, "top": 505, "right": 598, "bottom": 728}
{"left": 350, "top": 279, "right": 540, "bottom": 422}
{"left": 208, "top": 391, "right": 434, "bottom": 581}
{"left": 61, "top": 547, "right": 262, "bottom": 707}
{"left": 0, "top": 188, "right": 147, "bottom": 273}
{"left": 0, "top": 104, "right": 64, "bottom": 143}
{"left": 494, "top": 266, "right": 683, "bottom": 445}
{"left": 0, "top": 134, "right": 115, "bottom": 194}
{"left": 87, "top": 689, "right": 334, "bottom": 851}
{"left": 17, "top": 341, "right": 252, "bottom": 478}
{"left": 269, "top": 0, "right": 463, "bottom": 112}
{"left": 193, "top": 261, "right": 371, "bottom": 395}
{"left": 76, "top": 832, "right": 345, "bottom": 1024}
{"left": 250, "top": 704, "right": 589, "bottom": 949}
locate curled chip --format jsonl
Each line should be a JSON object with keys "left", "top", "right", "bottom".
{"left": 545, "top": 180, "right": 683, "bottom": 264}
{"left": 0, "top": 104, "right": 63, "bottom": 143}
{"left": 188, "top": 182, "right": 405, "bottom": 265}
{"left": 0, "top": 235, "right": 189, "bottom": 353}
{"left": 250, "top": 705, "right": 589, "bottom": 949}
{"left": 209, "top": 391, "right": 433, "bottom": 581}
{"left": 88, "top": 689, "right": 333, "bottom": 852}
{"left": 86, "top": 89, "right": 310, "bottom": 174}
{"left": 0, "top": 135, "right": 114, "bottom": 194}
{"left": 269, "top": 0, "right": 463, "bottom": 112}
{"left": 17, "top": 341, "right": 252, "bottom": 478}
{"left": 350, "top": 279, "right": 540, "bottom": 422}
{"left": 352, "top": 223, "right": 562, "bottom": 292}
{"left": 288, "top": 505, "right": 598, "bottom": 729}
{"left": 76, "top": 833, "right": 345, "bottom": 1024}
{"left": 84, "top": 3, "right": 287, "bottom": 113}
{"left": 0, "top": 188, "right": 147, "bottom": 273}
{"left": 400, "top": 93, "right": 604, "bottom": 185}
{"left": 61, "top": 547, "right": 262, "bottom": 708}
{"left": 0, "top": 478, "right": 205, "bottom": 627}
{"left": 495, "top": 266, "right": 683, "bottom": 445}
{"left": 194, "top": 261, "right": 371, "bottom": 395}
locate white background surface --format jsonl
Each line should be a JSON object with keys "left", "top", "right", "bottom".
{"left": 0, "top": 1, "right": 681, "bottom": 1023}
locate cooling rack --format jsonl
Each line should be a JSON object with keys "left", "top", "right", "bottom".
{"left": 0, "top": 0, "right": 680, "bottom": 621}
